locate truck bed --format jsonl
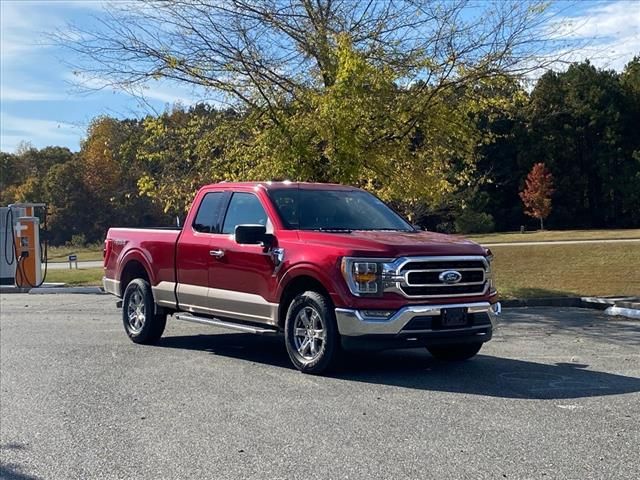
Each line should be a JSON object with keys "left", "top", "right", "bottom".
{"left": 103, "top": 227, "right": 181, "bottom": 296}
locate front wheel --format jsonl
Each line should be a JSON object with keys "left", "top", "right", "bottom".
{"left": 426, "top": 342, "right": 483, "bottom": 361}
{"left": 122, "top": 278, "right": 166, "bottom": 344}
{"left": 284, "top": 291, "right": 340, "bottom": 374}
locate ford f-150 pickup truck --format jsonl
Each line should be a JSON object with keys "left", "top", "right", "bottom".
{"left": 103, "top": 182, "right": 500, "bottom": 374}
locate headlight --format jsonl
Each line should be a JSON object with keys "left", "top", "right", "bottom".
{"left": 484, "top": 250, "right": 496, "bottom": 293}
{"left": 341, "top": 258, "right": 389, "bottom": 296}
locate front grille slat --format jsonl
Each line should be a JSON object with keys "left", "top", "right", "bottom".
{"left": 406, "top": 270, "right": 484, "bottom": 285}
{"left": 400, "top": 261, "right": 485, "bottom": 271}
{"left": 402, "top": 285, "right": 486, "bottom": 296}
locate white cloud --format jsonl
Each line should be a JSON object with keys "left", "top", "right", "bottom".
{"left": 0, "top": 3, "right": 42, "bottom": 61}
{"left": 1, "top": 85, "right": 70, "bottom": 102}
{"left": 552, "top": 1, "right": 640, "bottom": 40}
{"left": 65, "top": 72, "right": 202, "bottom": 106}
{"left": 0, "top": 1, "right": 95, "bottom": 104}
{"left": 547, "top": 0, "right": 640, "bottom": 71}
{"left": 136, "top": 83, "right": 198, "bottom": 105}
{"left": 1, "top": 112, "right": 82, "bottom": 152}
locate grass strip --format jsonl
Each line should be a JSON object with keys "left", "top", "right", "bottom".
{"left": 466, "top": 229, "right": 640, "bottom": 245}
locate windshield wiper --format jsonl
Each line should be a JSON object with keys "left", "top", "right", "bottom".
{"left": 355, "top": 228, "right": 413, "bottom": 232}
{"left": 313, "top": 227, "right": 353, "bottom": 233}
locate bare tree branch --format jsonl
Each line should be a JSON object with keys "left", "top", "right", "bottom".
{"left": 54, "top": 0, "right": 579, "bottom": 111}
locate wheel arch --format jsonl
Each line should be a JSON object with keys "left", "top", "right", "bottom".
{"left": 277, "top": 274, "right": 333, "bottom": 329}
{"left": 119, "top": 259, "right": 151, "bottom": 297}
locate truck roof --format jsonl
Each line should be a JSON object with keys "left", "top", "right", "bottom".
{"left": 206, "top": 181, "right": 357, "bottom": 191}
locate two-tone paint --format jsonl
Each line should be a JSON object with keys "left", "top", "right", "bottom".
{"left": 103, "top": 182, "right": 499, "bottom": 334}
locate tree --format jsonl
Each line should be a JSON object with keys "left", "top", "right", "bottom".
{"left": 0, "top": 152, "right": 22, "bottom": 205}
{"left": 60, "top": 1, "right": 563, "bottom": 103}
{"left": 80, "top": 116, "right": 169, "bottom": 233}
{"left": 136, "top": 105, "right": 242, "bottom": 214}
{"left": 56, "top": 0, "right": 573, "bottom": 211}
{"left": 520, "top": 61, "right": 640, "bottom": 228}
{"left": 220, "top": 37, "right": 485, "bottom": 206}
{"left": 43, "top": 159, "right": 95, "bottom": 245}
{"left": 519, "top": 162, "right": 554, "bottom": 230}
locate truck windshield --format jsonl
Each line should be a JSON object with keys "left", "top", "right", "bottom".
{"left": 268, "top": 188, "right": 414, "bottom": 232}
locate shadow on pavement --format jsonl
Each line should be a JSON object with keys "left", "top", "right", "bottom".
{"left": 501, "top": 307, "right": 640, "bottom": 346}
{"left": 0, "top": 444, "right": 41, "bottom": 480}
{"left": 0, "top": 444, "right": 28, "bottom": 451}
{"left": 157, "top": 332, "right": 640, "bottom": 400}
{"left": 0, "top": 464, "right": 41, "bottom": 480}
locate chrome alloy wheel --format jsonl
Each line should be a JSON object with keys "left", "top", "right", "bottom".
{"left": 293, "top": 306, "right": 326, "bottom": 361}
{"left": 127, "top": 287, "right": 146, "bottom": 334}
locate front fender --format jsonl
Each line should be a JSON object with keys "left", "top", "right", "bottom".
{"left": 276, "top": 261, "right": 351, "bottom": 307}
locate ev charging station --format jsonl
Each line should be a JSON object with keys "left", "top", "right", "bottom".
{"left": 1, "top": 203, "right": 48, "bottom": 288}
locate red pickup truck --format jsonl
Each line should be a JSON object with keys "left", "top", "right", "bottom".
{"left": 103, "top": 182, "right": 500, "bottom": 374}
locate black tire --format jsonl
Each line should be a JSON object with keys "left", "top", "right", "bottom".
{"left": 284, "top": 290, "right": 340, "bottom": 374}
{"left": 122, "top": 278, "right": 166, "bottom": 345}
{"left": 427, "top": 342, "right": 483, "bottom": 361}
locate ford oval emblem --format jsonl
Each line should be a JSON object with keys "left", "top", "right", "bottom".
{"left": 439, "top": 270, "right": 462, "bottom": 284}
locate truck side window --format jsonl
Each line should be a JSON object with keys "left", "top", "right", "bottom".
{"left": 193, "top": 192, "right": 225, "bottom": 233}
{"left": 221, "top": 193, "right": 268, "bottom": 234}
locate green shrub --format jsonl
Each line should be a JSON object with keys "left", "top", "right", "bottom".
{"left": 454, "top": 210, "right": 495, "bottom": 234}
{"left": 69, "top": 234, "right": 87, "bottom": 248}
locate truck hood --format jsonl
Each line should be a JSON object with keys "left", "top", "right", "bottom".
{"left": 297, "top": 230, "right": 487, "bottom": 257}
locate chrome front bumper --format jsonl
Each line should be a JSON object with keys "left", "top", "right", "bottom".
{"left": 334, "top": 302, "right": 501, "bottom": 337}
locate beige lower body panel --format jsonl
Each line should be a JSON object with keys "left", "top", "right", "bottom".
{"left": 208, "top": 287, "right": 278, "bottom": 325}
{"left": 154, "top": 281, "right": 278, "bottom": 326}
{"left": 103, "top": 277, "right": 120, "bottom": 297}
{"left": 154, "top": 281, "right": 178, "bottom": 308}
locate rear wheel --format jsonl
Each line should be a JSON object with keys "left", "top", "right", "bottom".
{"left": 426, "top": 342, "right": 483, "bottom": 361}
{"left": 284, "top": 291, "right": 340, "bottom": 374}
{"left": 122, "top": 278, "right": 166, "bottom": 344}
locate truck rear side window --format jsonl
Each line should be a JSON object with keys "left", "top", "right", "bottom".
{"left": 193, "top": 192, "right": 225, "bottom": 233}
{"left": 222, "top": 193, "right": 268, "bottom": 234}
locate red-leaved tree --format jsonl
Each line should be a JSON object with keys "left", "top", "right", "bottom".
{"left": 519, "top": 163, "right": 555, "bottom": 230}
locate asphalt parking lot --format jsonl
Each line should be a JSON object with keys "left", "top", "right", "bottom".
{"left": 1, "top": 294, "right": 639, "bottom": 480}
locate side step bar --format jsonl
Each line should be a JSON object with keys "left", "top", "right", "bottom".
{"left": 174, "top": 313, "right": 279, "bottom": 335}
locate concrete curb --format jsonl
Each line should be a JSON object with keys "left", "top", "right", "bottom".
{"left": 501, "top": 297, "right": 583, "bottom": 308}
{"left": 0, "top": 286, "right": 31, "bottom": 294}
{"left": 502, "top": 296, "right": 640, "bottom": 320}
{"left": 28, "top": 286, "right": 106, "bottom": 295}
{"left": 604, "top": 306, "right": 640, "bottom": 320}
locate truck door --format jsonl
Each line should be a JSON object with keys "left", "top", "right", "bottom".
{"left": 176, "top": 191, "right": 227, "bottom": 314}
{"left": 207, "top": 191, "right": 278, "bottom": 325}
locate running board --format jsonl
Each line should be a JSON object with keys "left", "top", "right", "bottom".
{"left": 174, "top": 313, "right": 279, "bottom": 335}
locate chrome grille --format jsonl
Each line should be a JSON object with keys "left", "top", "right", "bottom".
{"left": 384, "top": 256, "right": 490, "bottom": 299}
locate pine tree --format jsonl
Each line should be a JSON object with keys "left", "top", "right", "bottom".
{"left": 519, "top": 163, "right": 554, "bottom": 230}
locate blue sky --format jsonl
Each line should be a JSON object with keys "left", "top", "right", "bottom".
{"left": 1, "top": 0, "right": 639, "bottom": 153}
